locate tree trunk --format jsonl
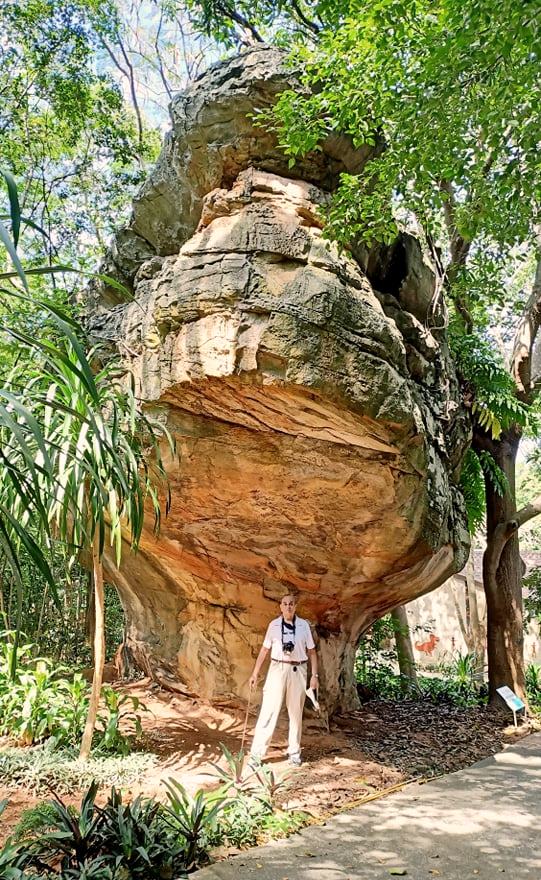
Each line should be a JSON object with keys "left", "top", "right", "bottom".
{"left": 391, "top": 605, "right": 418, "bottom": 691}
{"left": 480, "top": 429, "right": 526, "bottom": 703}
{"left": 465, "top": 550, "right": 486, "bottom": 682}
{"left": 79, "top": 540, "right": 106, "bottom": 760}
{"left": 85, "top": 571, "right": 96, "bottom": 663}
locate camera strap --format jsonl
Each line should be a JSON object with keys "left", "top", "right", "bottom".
{"left": 281, "top": 615, "right": 296, "bottom": 641}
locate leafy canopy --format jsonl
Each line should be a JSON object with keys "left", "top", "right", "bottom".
{"left": 270, "top": 0, "right": 541, "bottom": 253}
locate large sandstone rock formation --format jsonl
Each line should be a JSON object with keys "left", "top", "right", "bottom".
{"left": 89, "top": 47, "right": 470, "bottom": 714}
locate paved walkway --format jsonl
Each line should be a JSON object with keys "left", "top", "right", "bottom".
{"left": 195, "top": 731, "right": 541, "bottom": 880}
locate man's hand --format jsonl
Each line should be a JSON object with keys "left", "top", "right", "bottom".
{"left": 249, "top": 672, "right": 257, "bottom": 690}
{"left": 310, "top": 675, "right": 319, "bottom": 690}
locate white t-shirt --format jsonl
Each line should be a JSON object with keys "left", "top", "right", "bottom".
{"left": 263, "top": 616, "right": 315, "bottom": 662}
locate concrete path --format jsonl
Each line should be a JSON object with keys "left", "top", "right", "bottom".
{"left": 195, "top": 732, "right": 541, "bottom": 880}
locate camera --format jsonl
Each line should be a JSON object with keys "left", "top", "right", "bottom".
{"left": 282, "top": 641, "right": 295, "bottom": 654}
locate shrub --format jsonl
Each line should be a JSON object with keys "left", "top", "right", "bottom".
{"left": 1, "top": 756, "right": 308, "bottom": 877}
{"left": 415, "top": 675, "right": 486, "bottom": 708}
{"left": 94, "top": 687, "right": 146, "bottom": 756}
{"left": 3, "top": 782, "right": 219, "bottom": 879}
{"left": 0, "top": 632, "right": 146, "bottom": 754}
{"left": 0, "top": 642, "right": 89, "bottom": 748}
{"left": 99, "top": 789, "right": 185, "bottom": 880}
{"left": 163, "top": 778, "right": 225, "bottom": 871}
{"left": 12, "top": 803, "right": 59, "bottom": 842}
{"left": 0, "top": 744, "right": 156, "bottom": 794}
{"left": 355, "top": 622, "right": 486, "bottom": 708}
{"left": 205, "top": 745, "right": 304, "bottom": 850}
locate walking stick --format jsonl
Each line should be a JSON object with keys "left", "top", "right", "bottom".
{"left": 240, "top": 685, "right": 252, "bottom": 754}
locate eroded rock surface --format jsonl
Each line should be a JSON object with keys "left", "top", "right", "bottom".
{"left": 89, "top": 48, "right": 470, "bottom": 714}
{"left": 91, "top": 46, "right": 375, "bottom": 309}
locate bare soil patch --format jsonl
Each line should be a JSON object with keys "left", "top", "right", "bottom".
{"left": 1, "top": 679, "right": 537, "bottom": 846}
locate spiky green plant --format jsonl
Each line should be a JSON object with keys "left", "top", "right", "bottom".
{"left": 0, "top": 173, "right": 173, "bottom": 757}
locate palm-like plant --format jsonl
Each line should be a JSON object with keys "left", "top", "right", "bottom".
{"left": 0, "top": 173, "right": 173, "bottom": 758}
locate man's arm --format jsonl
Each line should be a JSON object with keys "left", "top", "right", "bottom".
{"left": 308, "top": 646, "right": 318, "bottom": 690}
{"left": 249, "top": 646, "right": 270, "bottom": 689}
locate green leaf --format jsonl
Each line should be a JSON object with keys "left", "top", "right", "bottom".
{"left": 1, "top": 169, "right": 21, "bottom": 248}
{"left": 0, "top": 217, "right": 27, "bottom": 290}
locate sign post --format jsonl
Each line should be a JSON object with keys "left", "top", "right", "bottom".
{"left": 496, "top": 686, "right": 526, "bottom": 727}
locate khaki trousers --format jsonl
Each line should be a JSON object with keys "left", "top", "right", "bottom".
{"left": 250, "top": 661, "right": 307, "bottom": 758}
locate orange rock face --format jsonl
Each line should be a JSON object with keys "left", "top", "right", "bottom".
{"left": 89, "top": 51, "right": 470, "bottom": 714}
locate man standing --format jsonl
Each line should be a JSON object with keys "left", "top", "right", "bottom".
{"left": 249, "top": 594, "right": 318, "bottom": 766}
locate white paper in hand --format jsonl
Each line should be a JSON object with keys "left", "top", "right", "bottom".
{"left": 305, "top": 687, "right": 320, "bottom": 712}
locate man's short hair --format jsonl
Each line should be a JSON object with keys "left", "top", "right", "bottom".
{"left": 280, "top": 593, "right": 297, "bottom": 603}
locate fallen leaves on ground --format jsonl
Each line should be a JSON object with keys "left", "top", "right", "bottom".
{"left": 337, "top": 699, "right": 536, "bottom": 778}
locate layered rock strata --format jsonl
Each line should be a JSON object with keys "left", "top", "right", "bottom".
{"left": 89, "top": 48, "right": 470, "bottom": 715}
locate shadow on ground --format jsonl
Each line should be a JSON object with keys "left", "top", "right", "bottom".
{"left": 195, "top": 734, "right": 541, "bottom": 879}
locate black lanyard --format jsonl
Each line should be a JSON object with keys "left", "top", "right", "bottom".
{"left": 281, "top": 615, "right": 296, "bottom": 639}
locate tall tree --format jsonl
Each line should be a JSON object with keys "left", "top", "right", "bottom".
{"left": 390, "top": 605, "right": 417, "bottom": 691}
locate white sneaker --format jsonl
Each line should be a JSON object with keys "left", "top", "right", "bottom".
{"left": 288, "top": 752, "right": 302, "bottom": 766}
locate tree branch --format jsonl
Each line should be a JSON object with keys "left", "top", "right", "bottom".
{"left": 215, "top": 1, "right": 264, "bottom": 44}
{"left": 514, "top": 493, "right": 541, "bottom": 530}
{"left": 486, "top": 492, "right": 541, "bottom": 578}
{"left": 510, "top": 231, "right": 541, "bottom": 403}
{"left": 439, "top": 179, "right": 473, "bottom": 331}
{"left": 289, "top": 0, "right": 321, "bottom": 36}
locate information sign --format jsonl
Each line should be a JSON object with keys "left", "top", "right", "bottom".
{"left": 496, "top": 685, "right": 526, "bottom": 726}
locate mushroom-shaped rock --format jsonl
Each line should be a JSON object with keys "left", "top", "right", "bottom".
{"left": 88, "top": 51, "right": 470, "bottom": 715}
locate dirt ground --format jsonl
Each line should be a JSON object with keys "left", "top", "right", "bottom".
{"left": 1, "top": 679, "right": 538, "bottom": 846}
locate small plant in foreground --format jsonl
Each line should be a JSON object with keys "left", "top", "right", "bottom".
{"left": 98, "top": 788, "right": 185, "bottom": 880}
{"left": 0, "top": 769, "right": 308, "bottom": 877}
{"left": 252, "top": 763, "right": 291, "bottom": 808}
{"left": 94, "top": 687, "right": 147, "bottom": 756}
{"left": 207, "top": 743, "right": 252, "bottom": 793}
{"left": 27, "top": 782, "right": 104, "bottom": 869}
{"left": 12, "top": 784, "right": 192, "bottom": 879}
{"left": 163, "top": 778, "right": 225, "bottom": 871}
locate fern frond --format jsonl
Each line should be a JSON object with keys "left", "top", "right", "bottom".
{"left": 452, "top": 333, "right": 530, "bottom": 435}
{"left": 459, "top": 449, "right": 485, "bottom": 534}
{"left": 478, "top": 450, "right": 508, "bottom": 497}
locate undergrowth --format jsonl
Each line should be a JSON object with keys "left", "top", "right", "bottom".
{"left": 0, "top": 743, "right": 156, "bottom": 794}
{"left": 0, "top": 746, "right": 308, "bottom": 879}
{"left": 0, "top": 632, "right": 146, "bottom": 754}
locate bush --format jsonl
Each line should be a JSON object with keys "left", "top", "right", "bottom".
{"left": 6, "top": 783, "right": 191, "bottom": 879}
{"left": 355, "top": 623, "right": 485, "bottom": 708}
{"left": 12, "top": 803, "right": 59, "bottom": 842}
{"left": 94, "top": 687, "right": 146, "bottom": 756}
{"left": 162, "top": 779, "right": 225, "bottom": 870}
{"left": 1, "top": 752, "right": 308, "bottom": 879}
{"left": 205, "top": 746, "right": 307, "bottom": 850}
{"left": 415, "top": 675, "right": 486, "bottom": 708}
{"left": 0, "top": 632, "right": 145, "bottom": 754}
